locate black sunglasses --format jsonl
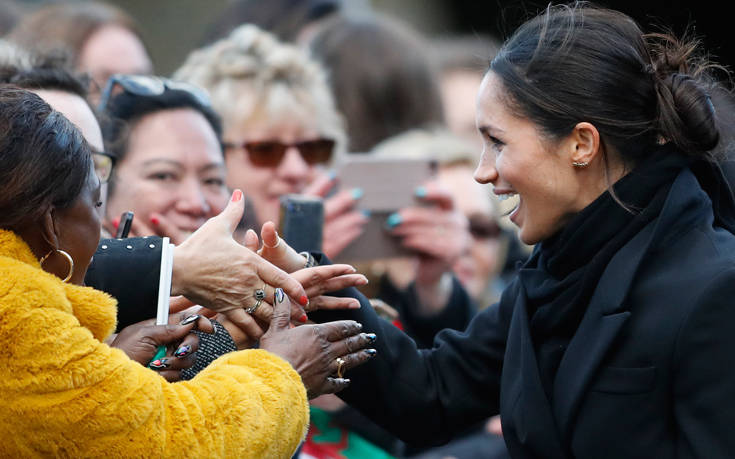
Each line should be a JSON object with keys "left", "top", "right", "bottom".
{"left": 222, "top": 138, "right": 336, "bottom": 167}
{"left": 97, "top": 74, "right": 212, "bottom": 112}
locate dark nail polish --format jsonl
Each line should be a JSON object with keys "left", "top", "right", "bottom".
{"left": 150, "top": 358, "right": 169, "bottom": 369}
{"left": 365, "top": 333, "right": 377, "bottom": 342}
{"left": 175, "top": 344, "right": 192, "bottom": 358}
{"left": 180, "top": 314, "right": 200, "bottom": 326}
{"left": 365, "top": 349, "right": 377, "bottom": 356}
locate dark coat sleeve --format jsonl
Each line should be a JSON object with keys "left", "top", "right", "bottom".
{"left": 84, "top": 237, "right": 162, "bottom": 331}
{"left": 672, "top": 269, "right": 735, "bottom": 458}
{"left": 309, "top": 254, "right": 513, "bottom": 447}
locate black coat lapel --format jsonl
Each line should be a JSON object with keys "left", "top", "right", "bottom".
{"left": 552, "top": 169, "right": 708, "bottom": 440}
{"left": 501, "top": 283, "right": 567, "bottom": 459}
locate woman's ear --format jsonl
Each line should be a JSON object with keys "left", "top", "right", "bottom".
{"left": 569, "top": 122, "right": 601, "bottom": 167}
{"left": 40, "top": 207, "right": 61, "bottom": 251}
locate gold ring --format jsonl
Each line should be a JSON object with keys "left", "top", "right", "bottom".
{"left": 335, "top": 357, "right": 346, "bottom": 379}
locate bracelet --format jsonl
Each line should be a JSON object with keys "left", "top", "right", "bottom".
{"left": 299, "top": 251, "right": 317, "bottom": 268}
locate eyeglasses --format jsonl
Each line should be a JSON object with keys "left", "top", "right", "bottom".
{"left": 93, "top": 151, "right": 116, "bottom": 183}
{"left": 468, "top": 214, "right": 502, "bottom": 240}
{"left": 222, "top": 138, "right": 335, "bottom": 167}
{"left": 98, "top": 74, "right": 212, "bottom": 112}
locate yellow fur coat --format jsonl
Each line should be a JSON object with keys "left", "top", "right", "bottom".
{"left": 0, "top": 229, "right": 308, "bottom": 458}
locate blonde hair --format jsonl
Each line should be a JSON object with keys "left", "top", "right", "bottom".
{"left": 371, "top": 127, "right": 480, "bottom": 167}
{"left": 174, "top": 24, "right": 346, "bottom": 159}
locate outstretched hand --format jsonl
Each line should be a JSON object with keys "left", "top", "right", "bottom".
{"left": 259, "top": 288, "right": 377, "bottom": 399}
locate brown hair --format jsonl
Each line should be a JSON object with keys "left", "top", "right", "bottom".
{"left": 8, "top": 1, "right": 141, "bottom": 66}
{"left": 0, "top": 86, "right": 92, "bottom": 229}
{"left": 490, "top": 3, "right": 723, "bottom": 167}
{"left": 308, "top": 14, "right": 445, "bottom": 153}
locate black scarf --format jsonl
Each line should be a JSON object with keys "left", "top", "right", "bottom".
{"left": 515, "top": 146, "right": 692, "bottom": 398}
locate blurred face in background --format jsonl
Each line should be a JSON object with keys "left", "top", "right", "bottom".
{"left": 441, "top": 164, "right": 504, "bottom": 304}
{"left": 441, "top": 69, "right": 484, "bottom": 150}
{"left": 106, "top": 108, "right": 228, "bottom": 237}
{"left": 223, "top": 109, "right": 331, "bottom": 226}
{"left": 78, "top": 24, "right": 153, "bottom": 103}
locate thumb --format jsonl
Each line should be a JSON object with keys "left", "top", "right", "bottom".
{"left": 214, "top": 189, "right": 245, "bottom": 234}
{"left": 260, "top": 221, "right": 280, "bottom": 250}
{"left": 270, "top": 288, "right": 291, "bottom": 331}
{"left": 149, "top": 322, "right": 196, "bottom": 346}
{"left": 244, "top": 229, "right": 259, "bottom": 252}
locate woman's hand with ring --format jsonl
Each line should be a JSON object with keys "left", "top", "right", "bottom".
{"left": 259, "top": 288, "right": 377, "bottom": 398}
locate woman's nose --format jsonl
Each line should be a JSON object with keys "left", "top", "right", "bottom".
{"left": 474, "top": 149, "right": 498, "bottom": 185}
{"left": 175, "top": 181, "right": 210, "bottom": 216}
{"left": 277, "top": 147, "right": 311, "bottom": 182}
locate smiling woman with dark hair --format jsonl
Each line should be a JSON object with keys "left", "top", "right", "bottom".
{"left": 254, "top": 4, "right": 735, "bottom": 458}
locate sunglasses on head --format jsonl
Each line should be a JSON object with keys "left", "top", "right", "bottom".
{"left": 98, "top": 74, "right": 212, "bottom": 112}
{"left": 222, "top": 138, "right": 335, "bottom": 167}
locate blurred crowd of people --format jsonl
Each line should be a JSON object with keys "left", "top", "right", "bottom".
{"left": 3, "top": 1, "right": 734, "bottom": 458}
{"left": 1, "top": 1, "right": 518, "bottom": 457}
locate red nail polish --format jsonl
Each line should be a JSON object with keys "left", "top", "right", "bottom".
{"left": 299, "top": 295, "right": 309, "bottom": 306}
{"left": 112, "top": 217, "right": 120, "bottom": 229}
{"left": 299, "top": 314, "right": 308, "bottom": 323}
{"left": 232, "top": 189, "right": 243, "bottom": 202}
{"left": 150, "top": 216, "right": 160, "bottom": 225}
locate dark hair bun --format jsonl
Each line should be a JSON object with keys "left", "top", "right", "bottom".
{"left": 655, "top": 72, "right": 719, "bottom": 153}
{"left": 648, "top": 35, "right": 720, "bottom": 153}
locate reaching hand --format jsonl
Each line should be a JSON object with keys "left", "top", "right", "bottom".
{"left": 171, "top": 190, "right": 311, "bottom": 338}
{"left": 109, "top": 312, "right": 212, "bottom": 382}
{"left": 260, "top": 288, "right": 377, "bottom": 399}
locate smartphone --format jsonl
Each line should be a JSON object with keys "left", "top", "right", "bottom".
{"left": 279, "top": 195, "right": 324, "bottom": 253}
{"left": 116, "top": 211, "right": 134, "bottom": 238}
{"left": 333, "top": 156, "right": 437, "bottom": 262}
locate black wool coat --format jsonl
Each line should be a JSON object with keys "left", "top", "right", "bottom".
{"left": 311, "top": 167, "right": 735, "bottom": 459}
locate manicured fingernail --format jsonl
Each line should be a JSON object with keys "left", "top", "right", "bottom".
{"left": 175, "top": 344, "right": 192, "bottom": 357}
{"left": 328, "top": 169, "right": 337, "bottom": 180}
{"left": 299, "top": 295, "right": 309, "bottom": 306}
{"left": 414, "top": 186, "right": 427, "bottom": 198}
{"left": 112, "top": 217, "right": 120, "bottom": 229}
{"left": 350, "top": 300, "right": 361, "bottom": 309}
{"left": 351, "top": 188, "right": 364, "bottom": 200}
{"left": 385, "top": 213, "right": 402, "bottom": 228}
{"left": 180, "top": 314, "right": 200, "bottom": 325}
{"left": 361, "top": 209, "right": 371, "bottom": 218}
{"left": 274, "top": 288, "right": 285, "bottom": 303}
{"left": 299, "top": 313, "right": 308, "bottom": 323}
{"left": 365, "top": 348, "right": 377, "bottom": 356}
{"left": 150, "top": 358, "right": 169, "bottom": 369}
{"left": 356, "top": 275, "right": 368, "bottom": 285}
{"left": 366, "top": 333, "right": 377, "bottom": 342}
{"left": 232, "top": 189, "right": 243, "bottom": 202}
{"left": 150, "top": 216, "right": 160, "bottom": 225}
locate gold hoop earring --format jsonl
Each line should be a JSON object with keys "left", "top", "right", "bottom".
{"left": 40, "top": 249, "right": 75, "bottom": 283}
{"left": 572, "top": 161, "right": 589, "bottom": 167}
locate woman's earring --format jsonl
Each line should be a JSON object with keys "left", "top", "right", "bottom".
{"left": 572, "top": 161, "right": 589, "bottom": 167}
{"left": 39, "top": 248, "right": 75, "bottom": 283}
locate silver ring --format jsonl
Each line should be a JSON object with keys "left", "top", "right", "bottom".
{"left": 245, "top": 299, "right": 262, "bottom": 314}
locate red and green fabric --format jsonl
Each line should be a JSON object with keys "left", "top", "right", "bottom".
{"left": 300, "top": 407, "right": 395, "bottom": 459}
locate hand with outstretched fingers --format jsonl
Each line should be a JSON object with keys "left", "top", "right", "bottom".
{"left": 259, "top": 288, "right": 377, "bottom": 399}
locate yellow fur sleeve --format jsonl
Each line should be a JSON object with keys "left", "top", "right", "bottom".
{"left": 0, "top": 274, "right": 308, "bottom": 458}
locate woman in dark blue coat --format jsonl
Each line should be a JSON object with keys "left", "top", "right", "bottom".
{"left": 258, "top": 4, "right": 735, "bottom": 458}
